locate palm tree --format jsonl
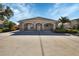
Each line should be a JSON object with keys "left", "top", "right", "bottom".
{"left": 58, "top": 17, "right": 70, "bottom": 29}
{"left": 59, "top": 17, "right": 70, "bottom": 23}
{"left": 0, "top": 4, "right": 14, "bottom": 20}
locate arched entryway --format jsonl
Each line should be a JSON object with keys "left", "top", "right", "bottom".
{"left": 36, "top": 23, "right": 42, "bottom": 31}
{"left": 44, "top": 23, "right": 53, "bottom": 31}
{"left": 24, "top": 23, "right": 33, "bottom": 31}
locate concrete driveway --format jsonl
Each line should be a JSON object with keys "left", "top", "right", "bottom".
{"left": 0, "top": 31, "right": 79, "bottom": 56}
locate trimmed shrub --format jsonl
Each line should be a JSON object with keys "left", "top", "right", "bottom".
{"left": 55, "top": 28, "right": 66, "bottom": 33}
{"left": 66, "top": 29, "right": 78, "bottom": 33}
{"left": 55, "top": 28, "right": 78, "bottom": 33}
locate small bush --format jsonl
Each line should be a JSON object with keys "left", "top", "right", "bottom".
{"left": 3, "top": 28, "right": 10, "bottom": 32}
{"left": 0, "top": 28, "right": 3, "bottom": 33}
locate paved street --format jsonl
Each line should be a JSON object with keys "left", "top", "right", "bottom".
{"left": 0, "top": 31, "right": 79, "bottom": 56}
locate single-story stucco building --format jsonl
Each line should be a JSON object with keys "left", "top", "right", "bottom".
{"left": 18, "top": 17, "right": 57, "bottom": 31}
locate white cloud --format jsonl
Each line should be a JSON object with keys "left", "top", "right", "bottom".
{"left": 13, "top": 9, "right": 20, "bottom": 14}
{"left": 54, "top": 3, "right": 61, "bottom": 8}
{"left": 47, "top": 4, "right": 79, "bottom": 19}
{"left": 61, "top": 4, "right": 79, "bottom": 16}
{"left": 8, "top": 3, "right": 36, "bottom": 24}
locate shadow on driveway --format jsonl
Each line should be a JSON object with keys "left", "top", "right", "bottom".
{"left": 11, "top": 31, "right": 71, "bottom": 36}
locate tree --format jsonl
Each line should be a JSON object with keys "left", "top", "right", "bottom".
{"left": 3, "top": 20, "right": 9, "bottom": 27}
{"left": 3, "top": 20, "right": 16, "bottom": 30}
{"left": 8, "top": 21, "right": 16, "bottom": 30}
{"left": 0, "top": 4, "right": 14, "bottom": 20}
{"left": 4, "top": 6, "right": 14, "bottom": 19}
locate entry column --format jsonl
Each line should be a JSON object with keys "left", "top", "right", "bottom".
{"left": 33, "top": 23, "right": 36, "bottom": 31}
{"left": 53, "top": 24, "right": 56, "bottom": 31}
{"left": 42, "top": 23, "right": 45, "bottom": 31}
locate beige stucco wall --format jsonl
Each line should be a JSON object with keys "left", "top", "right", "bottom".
{"left": 71, "top": 20, "right": 79, "bottom": 28}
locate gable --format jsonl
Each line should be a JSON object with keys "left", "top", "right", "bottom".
{"left": 19, "top": 17, "right": 56, "bottom": 23}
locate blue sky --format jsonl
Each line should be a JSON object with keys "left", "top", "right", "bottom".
{"left": 3, "top": 3, "right": 79, "bottom": 24}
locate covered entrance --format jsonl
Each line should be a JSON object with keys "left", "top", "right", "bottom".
{"left": 36, "top": 23, "right": 42, "bottom": 31}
